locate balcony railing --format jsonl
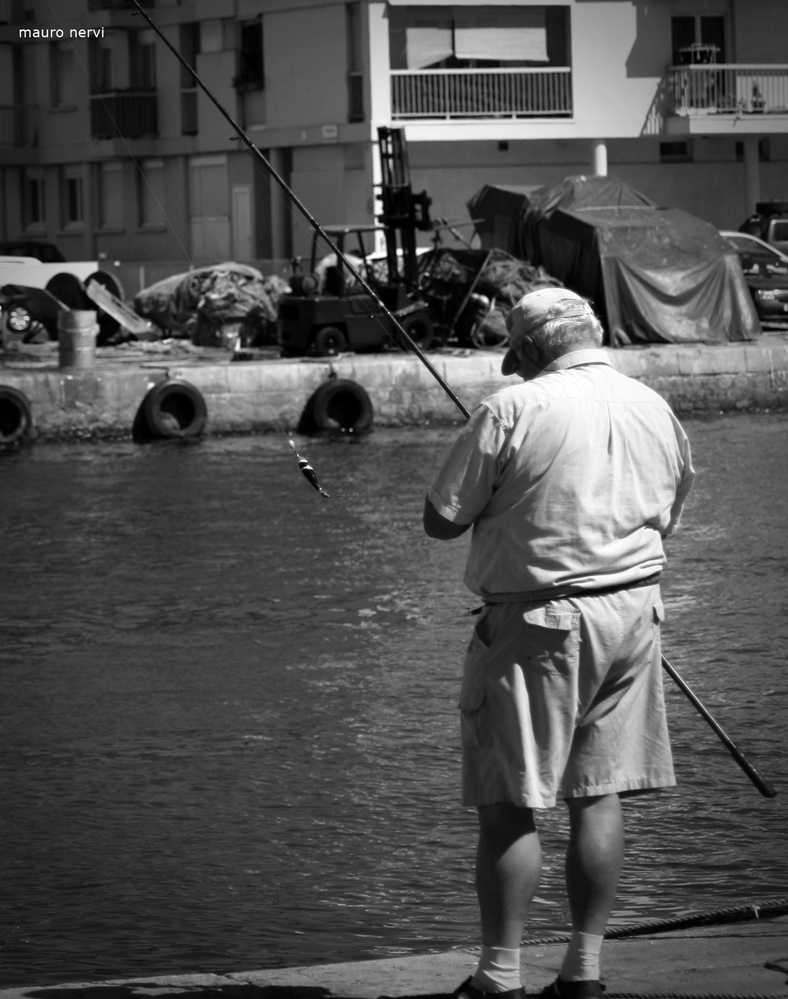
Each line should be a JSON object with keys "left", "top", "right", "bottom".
{"left": 667, "top": 64, "right": 788, "bottom": 115}
{"left": 90, "top": 91, "right": 158, "bottom": 139}
{"left": 391, "top": 68, "right": 572, "bottom": 120}
{"left": 0, "top": 105, "right": 38, "bottom": 147}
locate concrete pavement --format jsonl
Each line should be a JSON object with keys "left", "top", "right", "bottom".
{"left": 1, "top": 913, "right": 786, "bottom": 999}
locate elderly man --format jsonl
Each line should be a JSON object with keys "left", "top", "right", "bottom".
{"left": 423, "top": 288, "right": 695, "bottom": 999}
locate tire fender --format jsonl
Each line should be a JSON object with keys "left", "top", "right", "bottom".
{"left": 139, "top": 380, "right": 208, "bottom": 439}
{"left": 298, "top": 378, "right": 373, "bottom": 434}
{"left": 0, "top": 385, "right": 34, "bottom": 446}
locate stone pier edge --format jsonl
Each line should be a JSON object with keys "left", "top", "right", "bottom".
{"left": 1, "top": 336, "right": 787, "bottom": 442}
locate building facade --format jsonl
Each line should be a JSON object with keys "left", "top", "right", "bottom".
{"left": 1, "top": 0, "right": 786, "bottom": 268}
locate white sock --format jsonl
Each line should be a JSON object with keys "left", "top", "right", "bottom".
{"left": 559, "top": 930, "right": 604, "bottom": 982}
{"left": 473, "top": 944, "right": 522, "bottom": 993}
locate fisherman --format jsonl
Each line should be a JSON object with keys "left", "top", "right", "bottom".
{"left": 423, "top": 287, "right": 695, "bottom": 999}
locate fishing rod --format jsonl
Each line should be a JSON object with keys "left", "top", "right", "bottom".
{"left": 134, "top": 2, "right": 776, "bottom": 801}
{"left": 128, "top": 0, "right": 471, "bottom": 423}
{"left": 661, "top": 655, "right": 777, "bottom": 798}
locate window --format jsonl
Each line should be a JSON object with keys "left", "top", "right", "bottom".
{"left": 180, "top": 22, "right": 200, "bottom": 135}
{"left": 347, "top": 2, "right": 363, "bottom": 122}
{"left": 62, "top": 167, "right": 84, "bottom": 229}
{"left": 660, "top": 140, "right": 692, "bottom": 163}
{"left": 51, "top": 42, "right": 76, "bottom": 107}
{"left": 98, "top": 162, "right": 124, "bottom": 229}
{"left": 179, "top": 21, "right": 199, "bottom": 88}
{"left": 139, "top": 158, "right": 166, "bottom": 228}
{"left": 23, "top": 169, "right": 46, "bottom": 228}
{"left": 389, "top": 5, "right": 569, "bottom": 70}
{"left": 89, "top": 39, "right": 113, "bottom": 93}
{"left": 234, "top": 18, "right": 263, "bottom": 91}
{"left": 672, "top": 15, "right": 726, "bottom": 65}
{"left": 130, "top": 29, "right": 156, "bottom": 89}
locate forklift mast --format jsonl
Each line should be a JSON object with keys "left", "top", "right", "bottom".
{"left": 376, "top": 126, "right": 432, "bottom": 291}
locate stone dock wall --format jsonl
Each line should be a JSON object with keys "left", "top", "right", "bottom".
{"left": 1, "top": 336, "right": 787, "bottom": 442}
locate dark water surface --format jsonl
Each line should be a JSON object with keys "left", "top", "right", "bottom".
{"left": 1, "top": 413, "right": 787, "bottom": 987}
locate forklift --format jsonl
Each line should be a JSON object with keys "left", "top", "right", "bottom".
{"left": 277, "top": 127, "right": 438, "bottom": 358}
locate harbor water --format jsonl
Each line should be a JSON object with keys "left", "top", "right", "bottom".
{"left": 0, "top": 413, "right": 786, "bottom": 988}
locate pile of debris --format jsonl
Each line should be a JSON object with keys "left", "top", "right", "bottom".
{"left": 133, "top": 263, "right": 290, "bottom": 347}
{"left": 417, "top": 247, "right": 561, "bottom": 347}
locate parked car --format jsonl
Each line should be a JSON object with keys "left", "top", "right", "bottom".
{"left": 720, "top": 230, "right": 788, "bottom": 325}
{"left": 0, "top": 283, "right": 63, "bottom": 343}
{"left": 738, "top": 200, "right": 788, "bottom": 255}
{"left": 0, "top": 241, "right": 66, "bottom": 263}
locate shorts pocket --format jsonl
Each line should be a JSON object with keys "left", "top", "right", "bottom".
{"left": 653, "top": 596, "right": 664, "bottom": 624}
{"left": 521, "top": 603, "right": 580, "bottom": 675}
{"left": 458, "top": 609, "right": 491, "bottom": 746}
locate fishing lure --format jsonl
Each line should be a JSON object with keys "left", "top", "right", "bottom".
{"left": 288, "top": 439, "right": 330, "bottom": 499}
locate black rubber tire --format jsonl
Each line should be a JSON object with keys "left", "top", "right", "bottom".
{"left": 401, "top": 311, "right": 434, "bottom": 350}
{"left": 299, "top": 378, "right": 373, "bottom": 434}
{"left": 312, "top": 325, "right": 348, "bottom": 357}
{"left": 45, "top": 272, "right": 90, "bottom": 310}
{"left": 141, "top": 380, "right": 208, "bottom": 439}
{"left": 0, "top": 386, "right": 33, "bottom": 446}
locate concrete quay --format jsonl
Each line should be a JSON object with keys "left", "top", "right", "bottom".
{"left": 1, "top": 333, "right": 788, "bottom": 443}
{"left": 0, "top": 912, "right": 785, "bottom": 998}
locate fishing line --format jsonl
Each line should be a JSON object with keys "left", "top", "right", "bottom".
{"left": 128, "top": 0, "right": 471, "bottom": 422}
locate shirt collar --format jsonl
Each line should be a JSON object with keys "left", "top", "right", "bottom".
{"left": 544, "top": 348, "right": 611, "bottom": 372}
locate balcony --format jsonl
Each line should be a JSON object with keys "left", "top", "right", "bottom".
{"left": 0, "top": 105, "right": 38, "bottom": 147}
{"left": 667, "top": 64, "right": 788, "bottom": 117}
{"left": 90, "top": 91, "right": 158, "bottom": 140}
{"left": 391, "top": 68, "right": 572, "bottom": 120}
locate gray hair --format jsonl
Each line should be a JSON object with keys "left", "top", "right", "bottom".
{"left": 529, "top": 307, "right": 604, "bottom": 362}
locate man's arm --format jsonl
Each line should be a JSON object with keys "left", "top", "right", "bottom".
{"left": 423, "top": 496, "right": 472, "bottom": 540}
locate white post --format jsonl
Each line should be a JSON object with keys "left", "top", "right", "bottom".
{"left": 592, "top": 139, "right": 608, "bottom": 176}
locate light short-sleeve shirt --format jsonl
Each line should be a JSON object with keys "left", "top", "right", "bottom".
{"left": 426, "top": 349, "right": 695, "bottom": 601}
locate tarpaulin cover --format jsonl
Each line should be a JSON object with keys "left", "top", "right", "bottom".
{"left": 467, "top": 184, "right": 541, "bottom": 257}
{"left": 467, "top": 176, "right": 654, "bottom": 259}
{"left": 467, "top": 176, "right": 760, "bottom": 344}
{"left": 133, "top": 262, "right": 288, "bottom": 340}
{"left": 537, "top": 205, "right": 760, "bottom": 344}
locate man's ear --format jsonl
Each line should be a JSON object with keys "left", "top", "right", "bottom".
{"left": 521, "top": 336, "right": 540, "bottom": 364}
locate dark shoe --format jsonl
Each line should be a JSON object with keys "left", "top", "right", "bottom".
{"left": 539, "top": 979, "right": 604, "bottom": 999}
{"left": 451, "top": 976, "right": 526, "bottom": 999}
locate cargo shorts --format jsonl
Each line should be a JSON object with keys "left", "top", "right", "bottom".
{"left": 459, "top": 584, "right": 675, "bottom": 809}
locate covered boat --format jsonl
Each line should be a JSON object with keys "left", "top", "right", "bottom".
{"left": 468, "top": 176, "right": 760, "bottom": 345}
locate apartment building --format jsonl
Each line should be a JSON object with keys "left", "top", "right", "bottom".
{"left": 1, "top": 0, "right": 786, "bottom": 267}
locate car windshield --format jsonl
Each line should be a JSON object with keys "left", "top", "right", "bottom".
{"left": 726, "top": 234, "right": 788, "bottom": 272}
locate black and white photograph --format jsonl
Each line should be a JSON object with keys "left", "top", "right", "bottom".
{"left": 1, "top": 2, "right": 786, "bottom": 997}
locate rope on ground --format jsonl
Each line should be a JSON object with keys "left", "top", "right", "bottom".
{"left": 521, "top": 897, "right": 788, "bottom": 947}
{"left": 519, "top": 898, "right": 788, "bottom": 999}
{"left": 603, "top": 992, "right": 788, "bottom": 999}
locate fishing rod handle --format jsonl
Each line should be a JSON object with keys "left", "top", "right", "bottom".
{"left": 661, "top": 656, "right": 778, "bottom": 799}
{"left": 728, "top": 748, "right": 778, "bottom": 798}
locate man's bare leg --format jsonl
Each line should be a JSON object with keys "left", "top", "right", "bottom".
{"left": 558, "top": 793, "right": 624, "bottom": 988}
{"left": 469, "top": 802, "right": 541, "bottom": 994}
